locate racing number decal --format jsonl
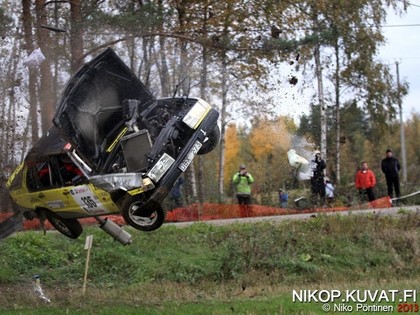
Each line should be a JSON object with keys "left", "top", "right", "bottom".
{"left": 68, "top": 185, "right": 108, "bottom": 215}
{"left": 81, "top": 196, "right": 97, "bottom": 209}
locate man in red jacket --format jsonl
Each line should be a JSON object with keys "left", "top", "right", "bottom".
{"left": 355, "top": 162, "right": 376, "bottom": 202}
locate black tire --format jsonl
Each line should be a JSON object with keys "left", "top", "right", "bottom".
{"left": 198, "top": 125, "right": 220, "bottom": 155}
{"left": 121, "top": 195, "right": 165, "bottom": 232}
{"left": 45, "top": 211, "right": 83, "bottom": 239}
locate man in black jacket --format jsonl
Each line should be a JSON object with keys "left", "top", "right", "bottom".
{"left": 381, "top": 149, "right": 401, "bottom": 201}
{"left": 310, "top": 150, "right": 326, "bottom": 206}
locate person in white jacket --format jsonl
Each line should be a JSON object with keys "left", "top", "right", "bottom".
{"left": 325, "top": 179, "right": 335, "bottom": 206}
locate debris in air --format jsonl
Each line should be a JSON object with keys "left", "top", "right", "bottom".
{"left": 289, "top": 76, "right": 298, "bottom": 86}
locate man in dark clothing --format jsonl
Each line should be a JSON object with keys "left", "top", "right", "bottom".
{"left": 310, "top": 150, "right": 326, "bottom": 206}
{"left": 381, "top": 149, "right": 401, "bottom": 201}
{"left": 169, "top": 176, "right": 185, "bottom": 209}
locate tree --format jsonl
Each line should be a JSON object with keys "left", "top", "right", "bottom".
{"left": 248, "top": 116, "right": 294, "bottom": 199}
{"left": 69, "top": 0, "right": 84, "bottom": 73}
{"left": 291, "top": 0, "right": 408, "bottom": 184}
{"left": 21, "top": 0, "right": 39, "bottom": 143}
{"left": 0, "top": 0, "right": 415, "bottom": 204}
{"left": 35, "top": 0, "right": 56, "bottom": 133}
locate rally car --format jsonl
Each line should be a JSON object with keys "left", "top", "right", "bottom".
{"left": 7, "top": 48, "right": 220, "bottom": 240}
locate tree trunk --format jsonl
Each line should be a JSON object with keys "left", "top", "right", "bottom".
{"left": 314, "top": 41, "right": 327, "bottom": 160}
{"left": 158, "top": 0, "right": 170, "bottom": 96}
{"left": 159, "top": 35, "right": 170, "bottom": 96}
{"left": 22, "top": 0, "right": 39, "bottom": 143}
{"left": 0, "top": 37, "right": 20, "bottom": 165}
{"left": 35, "top": 0, "right": 55, "bottom": 133}
{"left": 139, "top": 37, "right": 152, "bottom": 87}
{"left": 196, "top": 45, "right": 209, "bottom": 204}
{"left": 70, "top": 0, "right": 84, "bottom": 73}
{"left": 334, "top": 41, "right": 341, "bottom": 184}
{"left": 217, "top": 53, "right": 228, "bottom": 203}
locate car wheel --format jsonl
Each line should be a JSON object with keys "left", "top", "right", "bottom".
{"left": 45, "top": 211, "right": 83, "bottom": 239}
{"left": 121, "top": 196, "right": 165, "bottom": 232}
{"left": 198, "top": 125, "right": 220, "bottom": 155}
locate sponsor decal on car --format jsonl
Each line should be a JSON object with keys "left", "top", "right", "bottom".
{"left": 46, "top": 200, "right": 65, "bottom": 209}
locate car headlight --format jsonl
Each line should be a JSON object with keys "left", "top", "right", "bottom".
{"left": 182, "top": 98, "right": 211, "bottom": 129}
{"left": 147, "top": 153, "right": 175, "bottom": 183}
{"left": 89, "top": 173, "right": 142, "bottom": 192}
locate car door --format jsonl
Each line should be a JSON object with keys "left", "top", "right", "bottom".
{"left": 25, "top": 157, "right": 119, "bottom": 218}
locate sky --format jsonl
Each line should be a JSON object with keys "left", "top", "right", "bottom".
{"left": 379, "top": 1, "right": 420, "bottom": 120}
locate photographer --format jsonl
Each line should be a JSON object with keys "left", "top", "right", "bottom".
{"left": 232, "top": 165, "right": 255, "bottom": 216}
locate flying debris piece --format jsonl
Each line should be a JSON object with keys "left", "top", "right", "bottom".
{"left": 271, "top": 25, "right": 281, "bottom": 38}
{"left": 287, "top": 149, "right": 312, "bottom": 180}
{"left": 288, "top": 75, "right": 298, "bottom": 86}
{"left": 41, "top": 24, "right": 67, "bottom": 33}
{"left": 23, "top": 48, "right": 45, "bottom": 68}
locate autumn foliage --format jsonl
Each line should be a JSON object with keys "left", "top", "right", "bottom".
{"left": 223, "top": 116, "right": 296, "bottom": 197}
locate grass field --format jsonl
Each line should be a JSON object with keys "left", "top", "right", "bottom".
{"left": 0, "top": 211, "right": 419, "bottom": 314}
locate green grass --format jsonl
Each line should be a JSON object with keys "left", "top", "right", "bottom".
{"left": 0, "top": 212, "right": 419, "bottom": 314}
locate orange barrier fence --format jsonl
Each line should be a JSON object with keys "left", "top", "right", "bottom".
{"left": 0, "top": 213, "right": 125, "bottom": 232}
{"left": 165, "top": 203, "right": 349, "bottom": 222}
{"left": 0, "top": 196, "right": 391, "bottom": 232}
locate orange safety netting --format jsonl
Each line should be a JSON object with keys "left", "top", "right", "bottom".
{"left": 0, "top": 196, "right": 391, "bottom": 232}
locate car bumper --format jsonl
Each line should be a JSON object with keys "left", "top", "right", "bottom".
{"left": 133, "top": 108, "right": 219, "bottom": 216}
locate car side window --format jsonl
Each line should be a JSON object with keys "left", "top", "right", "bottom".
{"left": 27, "top": 161, "right": 58, "bottom": 191}
{"left": 57, "top": 157, "right": 84, "bottom": 186}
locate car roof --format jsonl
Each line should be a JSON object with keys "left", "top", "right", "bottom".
{"left": 25, "top": 126, "right": 67, "bottom": 162}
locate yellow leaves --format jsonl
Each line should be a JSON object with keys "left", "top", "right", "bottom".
{"left": 223, "top": 123, "right": 240, "bottom": 187}
{"left": 249, "top": 116, "right": 292, "bottom": 161}
{"left": 223, "top": 116, "right": 297, "bottom": 192}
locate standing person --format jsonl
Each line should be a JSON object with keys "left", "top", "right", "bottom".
{"left": 381, "top": 149, "right": 401, "bottom": 202}
{"left": 325, "top": 179, "right": 335, "bottom": 207}
{"left": 169, "top": 176, "right": 185, "bottom": 209}
{"left": 278, "top": 189, "right": 288, "bottom": 208}
{"left": 310, "top": 150, "right": 326, "bottom": 206}
{"left": 355, "top": 162, "right": 376, "bottom": 202}
{"left": 232, "top": 165, "right": 254, "bottom": 217}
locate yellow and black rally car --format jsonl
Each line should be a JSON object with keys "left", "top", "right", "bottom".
{"left": 7, "top": 48, "right": 219, "bottom": 240}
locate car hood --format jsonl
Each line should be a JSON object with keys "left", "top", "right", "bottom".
{"left": 53, "top": 48, "right": 156, "bottom": 173}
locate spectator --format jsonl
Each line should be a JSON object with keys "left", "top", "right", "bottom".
{"left": 325, "top": 179, "right": 335, "bottom": 206}
{"left": 169, "top": 176, "right": 185, "bottom": 209}
{"left": 310, "top": 150, "right": 326, "bottom": 206}
{"left": 278, "top": 189, "right": 288, "bottom": 208}
{"left": 355, "top": 162, "right": 376, "bottom": 202}
{"left": 232, "top": 165, "right": 254, "bottom": 217}
{"left": 381, "top": 149, "right": 401, "bottom": 202}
